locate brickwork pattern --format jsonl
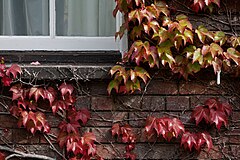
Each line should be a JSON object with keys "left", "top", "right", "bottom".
{"left": 0, "top": 77, "right": 239, "bottom": 159}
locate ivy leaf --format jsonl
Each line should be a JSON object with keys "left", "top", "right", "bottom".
{"left": 6, "top": 64, "right": 22, "bottom": 79}
{"left": 52, "top": 100, "right": 68, "bottom": 114}
{"left": 195, "top": 25, "right": 210, "bottom": 43}
{"left": 58, "top": 121, "right": 80, "bottom": 134}
{"left": 134, "top": 66, "right": 150, "bottom": 84}
{"left": 107, "top": 79, "right": 120, "bottom": 94}
{"left": 191, "top": 105, "right": 210, "bottom": 125}
{"left": 210, "top": 43, "right": 223, "bottom": 58}
{"left": 219, "top": 102, "right": 232, "bottom": 116}
{"left": 1, "top": 76, "right": 12, "bottom": 86}
{"left": 82, "top": 132, "right": 96, "bottom": 144}
{"left": 0, "top": 152, "right": 5, "bottom": 160}
{"left": 171, "top": 118, "right": 185, "bottom": 138}
{"left": 210, "top": 109, "right": 228, "bottom": 130}
{"left": 193, "top": 48, "right": 203, "bottom": 64}
{"left": 44, "top": 87, "right": 56, "bottom": 106}
{"left": 74, "top": 109, "right": 90, "bottom": 125}
{"left": 181, "top": 132, "right": 197, "bottom": 151}
{"left": 214, "top": 31, "right": 226, "bottom": 45}
{"left": 59, "top": 83, "right": 74, "bottom": 97}
{"left": 201, "top": 132, "right": 213, "bottom": 151}
{"left": 29, "top": 87, "right": 45, "bottom": 102}
{"left": 205, "top": 98, "right": 218, "bottom": 109}
{"left": 225, "top": 48, "right": 240, "bottom": 65}
{"left": 35, "top": 112, "right": 50, "bottom": 133}
{"left": 10, "top": 85, "right": 24, "bottom": 101}
{"left": 230, "top": 36, "right": 240, "bottom": 48}
{"left": 157, "top": 40, "right": 175, "bottom": 66}
{"left": 112, "top": 123, "right": 121, "bottom": 136}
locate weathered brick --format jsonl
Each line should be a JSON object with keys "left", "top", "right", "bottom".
{"left": 0, "top": 129, "right": 12, "bottom": 144}
{"left": 197, "top": 146, "right": 223, "bottom": 159}
{"left": 12, "top": 128, "right": 40, "bottom": 144}
{"left": 91, "top": 96, "right": 115, "bottom": 111}
{"left": 179, "top": 81, "right": 220, "bottom": 95}
{"left": 146, "top": 80, "right": 178, "bottom": 95}
{"left": 89, "top": 81, "right": 108, "bottom": 95}
{"left": 97, "top": 144, "right": 125, "bottom": 159}
{"left": 76, "top": 95, "right": 91, "bottom": 110}
{"left": 141, "top": 96, "right": 165, "bottom": 111}
{"left": 88, "top": 112, "right": 128, "bottom": 127}
{"left": 45, "top": 114, "right": 62, "bottom": 128}
{"left": 135, "top": 144, "right": 180, "bottom": 159}
{"left": 91, "top": 128, "right": 115, "bottom": 143}
{"left": 166, "top": 96, "right": 190, "bottom": 111}
{"left": 0, "top": 114, "right": 18, "bottom": 128}
{"left": 15, "top": 144, "right": 62, "bottom": 159}
{"left": 116, "top": 96, "right": 142, "bottom": 111}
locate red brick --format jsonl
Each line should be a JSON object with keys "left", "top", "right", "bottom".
{"left": 45, "top": 114, "right": 62, "bottom": 128}
{"left": 141, "top": 96, "right": 165, "bottom": 111}
{"left": 40, "top": 128, "right": 59, "bottom": 144}
{"left": 0, "top": 128, "right": 12, "bottom": 144}
{"left": 91, "top": 96, "right": 115, "bottom": 111}
{"left": 179, "top": 81, "right": 220, "bottom": 95}
{"left": 197, "top": 146, "right": 223, "bottom": 159}
{"left": 88, "top": 112, "right": 128, "bottom": 127}
{"left": 135, "top": 144, "right": 180, "bottom": 159}
{"left": 89, "top": 81, "right": 108, "bottom": 95}
{"left": 0, "top": 114, "right": 18, "bottom": 128}
{"left": 166, "top": 96, "right": 189, "bottom": 111}
{"left": 117, "top": 96, "right": 142, "bottom": 111}
{"left": 91, "top": 128, "right": 115, "bottom": 143}
{"left": 12, "top": 128, "right": 40, "bottom": 144}
{"left": 146, "top": 80, "right": 178, "bottom": 95}
{"left": 97, "top": 144, "right": 125, "bottom": 159}
{"left": 76, "top": 96, "right": 91, "bottom": 110}
{"left": 231, "top": 111, "right": 240, "bottom": 124}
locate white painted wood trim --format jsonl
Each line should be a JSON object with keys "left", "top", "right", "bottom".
{"left": 0, "top": 36, "right": 119, "bottom": 51}
{"left": 49, "top": 0, "right": 56, "bottom": 38}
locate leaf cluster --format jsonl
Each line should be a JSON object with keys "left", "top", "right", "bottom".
{"left": 111, "top": 0, "right": 240, "bottom": 93}
{"left": 111, "top": 123, "right": 136, "bottom": 160}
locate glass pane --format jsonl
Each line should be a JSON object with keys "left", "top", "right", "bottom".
{"left": 0, "top": 0, "right": 49, "bottom": 36}
{"left": 56, "top": 0, "right": 116, "bottom": 36}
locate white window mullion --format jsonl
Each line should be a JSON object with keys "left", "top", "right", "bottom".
{"left": 49, "top": 0, "right": 56, "bottom": 38}
{"left": 116, "top": 12, "right": 128, "bottom": 56}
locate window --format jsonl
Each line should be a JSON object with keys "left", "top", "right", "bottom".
{"left": 0, "top": 0, "right": 126, "bottom": 51}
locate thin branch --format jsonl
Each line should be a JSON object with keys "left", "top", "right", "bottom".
{"left": 0, "top": 145, "right": 55, "bottom": 160}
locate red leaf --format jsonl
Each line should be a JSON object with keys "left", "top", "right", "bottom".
{"left": 44, "top": 87, "right": 56, "bottom": 105}
{"left": 219, "top": 102, "right": 232, "bottom": 116}
{"left": 10, "top": 85, "right": 24, "bottom": 101}
{"left": 205, "top": 98, "right": 219, "bottom": 109}
{"left": 58, "top": 121, "right": 80, "bottom": 134}
{"left": 73, "top": 109, "right": 90, "bottom": 125}
{"left": 191, "top": 105, "right": 210, "bottom": 125}
{"left": 201, "top": 132, "right": 213, "bottom": 151}
{"left": 52, "top": 100, "right": 68, "bottom": 114}
{"left": 29, "top": 87, "right": 45, "bottom": 102}
{"left": 125, "top": 152, "right": 136, "bottom": 160}
{"left": 111, "top": 123, "right": 121, "bottom": 136}
{"left": 1, "top": 76, "right": 12, "bottom": 86}
{"left": 210, "top": 109, "right": 228, "bottom": 130}
{"left": 0, "top": 152, "right": 5, "bottom": 160}
{"left": 181, "top": 132, "right": 197, "bottom": 151}
{"left": 171, "top": 118, "right": 185, "bottom": 138}
{"left": 6, "top": 64, "right": 22, "bottom": 79}
{"left": 59, "top": 83, "right": 74, "bottom": 97}
{"left": 82, "top": 132, "right": 96, "bottom": 144}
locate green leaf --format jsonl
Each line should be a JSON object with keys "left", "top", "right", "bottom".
{"left": 107, "top": 80, "right": 120, "bottom": 94}
{"left": 193, "top": 48, "right": 203, "bottom": 65}
{"left": 226, "top": 48, "right": 240, "bottom": 65}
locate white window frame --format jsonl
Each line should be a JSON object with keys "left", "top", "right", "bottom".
{"left": 0, "top": 0, "right": 127, "bottom": 52}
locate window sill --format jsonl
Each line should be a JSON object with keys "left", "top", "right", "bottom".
{"left": 2, "top": 51, "right": 121, "bottom": 80}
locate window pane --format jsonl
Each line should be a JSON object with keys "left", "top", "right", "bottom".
{"left": 56, "top": 0, "right": 116, "bottom": 36}
{"left": 0, "top": 0, "right": 49, "bottom": 36}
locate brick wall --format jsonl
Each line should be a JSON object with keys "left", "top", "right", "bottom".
{"left": 0, "top": 72, "right": 239, "bottom": 159}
